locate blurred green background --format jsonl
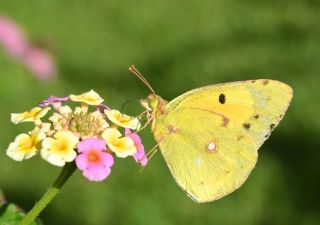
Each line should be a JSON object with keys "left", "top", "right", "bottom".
{"left": 0, "top": 0, "right": 320, "bottom": 225}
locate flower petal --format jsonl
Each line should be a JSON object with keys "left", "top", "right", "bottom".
{"left": 104, "top": 109, "right": 140, "bottom": 130}
{"left": 101, "top": 128, "right": 137, "bottom": 158}
{"left": 125, "top": 128, "right": 148, "bottom": 166}
{"left": 83, "top": 166, "right": 111, "bottom": 182}
{"left": 75, "top": 153, "right": 89, "bottom": 170}
{"left": 39, "top": 96, "right": 69, "bottom": 107}
{"left": 70, "top": 90, "right": 104, "bottom": 106}
{"left": 41, "top": 131, "right": 78, "bottom": 167}
{"left": 11, "top": 107, "right": 50, "bottom": 124}
{"left": 6, "top": 128, "right": 45, "bottom": 161}
{"left": 101, "top": 152, "right": 114, "bottom": 167}
{"left": 41, "top": 148, "right": 67, "bottom": 167}
{"left": 77, "top": 138, "right": 106, "bottom": 153}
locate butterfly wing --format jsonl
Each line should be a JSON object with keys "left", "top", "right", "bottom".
{"left": 153, "top": 79, "right": 293, "bottom": 203}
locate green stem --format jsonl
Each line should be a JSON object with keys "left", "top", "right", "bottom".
{"left": 19, "top": 162, "right": 77, "bottom": 225}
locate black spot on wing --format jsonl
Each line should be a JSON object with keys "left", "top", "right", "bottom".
{"left": 243, "top": 123, "right": 251, "bottom": 130}
{"left": 270, "top": 123, "right": 276, "bottom": 130}
{"left": 254, "top": 114, "right": 259, "bottom": 119}
{"left": 219, "top": 94, "right": 226, "bottom": 104}
{"left": 263, "top": 80, "right": 269, "bottom": 85}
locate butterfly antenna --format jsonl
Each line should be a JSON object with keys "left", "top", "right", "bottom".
{"left": 129, "top": 65, "right": 155, "bottom": 94}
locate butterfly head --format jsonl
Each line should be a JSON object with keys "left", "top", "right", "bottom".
{"left": 140, "top": 94, "right": 167, "bottom": 114}
{"left": 128, "top": 65, "right": 167, "bottom": 119}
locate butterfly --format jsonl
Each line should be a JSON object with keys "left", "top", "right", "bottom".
{"left": 130, "top": 66, "right": 293, "bottom": 203}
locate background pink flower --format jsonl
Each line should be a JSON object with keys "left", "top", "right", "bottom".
{"left": 22, "top": 47, "right": 56, "bottom": 80}
{"left": 0, "top": 15, "right": 28, "bottom": 58}
{"left": 75, "top": 138, "right": 114, "bottom": 182}
{"left": 0, "top": 15, "right": 56, "bottom": 80}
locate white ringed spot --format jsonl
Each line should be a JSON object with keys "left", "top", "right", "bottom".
{"left": 207, "top": 141, "right": 217, "bottom": 153}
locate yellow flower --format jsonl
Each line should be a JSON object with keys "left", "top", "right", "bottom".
{"left": 57, "top": 105, "right": 72, "bottom": 115}
{"left": 74, "top": 106, "right": 88, "bottom": 114}
{"left": 6, "top": 128, "right": 46, "bottom": 161}
{"left": 41, "top": 131, "right": 79, "bottom": 166}
{"left": 104, "top": 109, "right": 141, "bottom": 130}
{"left": 11, "top": 107, "right": 50, "bottom": 124}
{"left": 69, "top": 90, "right": 104, "bottom": 106}
{"left": 38, "top": 122, "right": 51, "bottom": 133}
{"left": 49, "top": 112, "right": 66, "bottom": 131}
{"left": 101, "top": 128, "right": 136, "bottom": 158}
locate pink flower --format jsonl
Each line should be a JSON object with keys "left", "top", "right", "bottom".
{"left": 75, "top": 138, "right": 114, "bottom": 182}
{"left": 96, "top": 104, "right": 111, "bottom": 113}
{"left": 22, "top": 47, "right": 56, "bottom": 80}
{"left": 125, "top": 128, "right": 147, "bottom": 166}
{"left": 39, "top": 96, "right": 69, "bottom": 109}
{"left": 0, "top": 15, "right": 28, "bottom": 58}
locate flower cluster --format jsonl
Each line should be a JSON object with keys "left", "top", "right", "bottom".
{"left": 6, "top": 90, "right": 147, "bottom": 181}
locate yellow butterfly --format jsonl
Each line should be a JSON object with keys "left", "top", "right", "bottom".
{"left": 130, "top": 66, "right": 293, "bottom": 203}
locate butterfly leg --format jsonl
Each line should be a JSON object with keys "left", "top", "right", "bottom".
{"left": 136, "top": 109, "right": 148, "bottom": 119}
{"left": 138, "top": 142, "right": 160, "bottom": 173}
{"left": 135, "top": 113, "right": 154, "bottom": 133}
{"left": 146, "top": 142, "right": 160, "bottom": 158}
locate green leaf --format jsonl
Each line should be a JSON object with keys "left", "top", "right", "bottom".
{"left": 0, "top": 191, "right": 41, "bottom": 225}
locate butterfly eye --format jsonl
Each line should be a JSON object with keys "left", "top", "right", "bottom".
{"left": 149, "top": 98, "right": 159, "bottom": 111}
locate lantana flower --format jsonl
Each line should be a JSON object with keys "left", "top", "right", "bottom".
{"left": 7, "top": 89, "right": 148, "bottom": 183}
{"left": 70, "top": 90, "right": 103, "bottom": 106}
{"left": 125, "top": 128, "right": 148, "bottom": 166}
{"left": 41, "top": 131, "right": 79, "bottom": 167}
{"left": 75, "top": 138, "right": 114, "bottom": 181}
{"left": 57, "top": 105, "right": 73, "bottom": 115}
{"left": 6, "top": 127, "right": 45, "bottom": 161}
{"left": 104, "top": 109, "right": 141, "bottom": 130}
{"left": 38, "top": 122, "right": 51, "bottom": 133}
{"left": 101, "top": 128, "right": 137, "bottom": 158}
{"left": 11, "top": 107, "right": 50, "bottom": 124}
